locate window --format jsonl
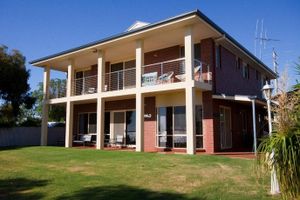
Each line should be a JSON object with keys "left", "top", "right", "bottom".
{"left": 235, "top": 57, "right": 240, "bottom": 70}
{"left": 104, "top": 112, "right": 110, "bottom": 144}
{"left": 242, "top": 62, "right": 249, "bottom": 79}
{"left": 110, "top": 60, "right": 136, "bottom": 90}
{"left": 180, "top": 43, "right": 201, "bottom": 60}
{"left": 215, "top": 45, "right": 221, "bottom": 68}
{"left": 195, "top": 105, "right": 203, "bottom": 148}
{"left": 256, "top": 70, "right": 260, "bottom": 80}
{"left": 78, "top": 112, "right": 97, "bottom": 135}
{"left": 156, "top": 105, "right": 203, "bottom": 149}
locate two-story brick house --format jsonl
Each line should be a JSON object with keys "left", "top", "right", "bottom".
{"left": 30, "top": 10, "right": 276, "bottom": 154}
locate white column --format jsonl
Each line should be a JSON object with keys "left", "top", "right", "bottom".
{"left": 186, "top": 87, "right": 196, "bottom": 154}
{"left": 251, "top": 99, "right": 257, "bottom": 155}
{"left": 96, "top": 97, "right": 104, "bottom": 149}
{"left": 96, "top": 50, "right": 105, "bottom": 150}
{"left": 136, "top": 40, "right": 144, "bottom": 88}
{"left": 65, "top": 101, "right": 74, "bottom": 147}
{"left": 41, "top": 66, "right": 50, "bottom": 146}
{"left": 136, "top": 93, "right": 144, "bottom": 152}
{"left": 185, "top": 26, "right": 194, "bottom": 82}
{"left": 65, "top": 61, "right": 74, "bottom": 147}
{"left": 66, "top": 60, "right": 74, "bottom": 97}
{"left": 185, "top": 26, "right": 196, "bottom": 154}
{"left": 136, "top": 39, "right": 144, "bottom": 152}
{"left": 97, "top": 50, "right": 105, "bottom": 93}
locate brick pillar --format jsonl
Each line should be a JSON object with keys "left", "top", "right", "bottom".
{"left": 200, "top": 38, "right": 216, "bottom": 92}
{"left": 201, "top": 38, "right": 216, "bottom": 153}
{"left": 202, "top": 91, "right": 215, "bottom": 153}
{"left": 144, "top": 97, "right": 156, "bottom": 152}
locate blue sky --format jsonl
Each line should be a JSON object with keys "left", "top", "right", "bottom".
{"left": 1, "top": 0, "right": 299, "bottom": 91}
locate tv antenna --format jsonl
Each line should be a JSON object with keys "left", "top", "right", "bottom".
{"left": 254, "top": 19, "right": 280, "bottom": 60}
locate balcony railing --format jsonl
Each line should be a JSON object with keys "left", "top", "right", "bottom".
{"left": 72, "top": 75, "right": 98, "bottom": 96}
{"left": 104, "top": 68, "right": 136, "bottom": 92}
{"left": 141, "top": 58, "right": 212, "bottom": 87}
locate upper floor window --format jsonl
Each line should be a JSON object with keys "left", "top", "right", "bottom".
{"left": 256, "top": 70, "right": 260, "bottom": 80}
{"left": 235, "top": 57, "right": 240, "bottom": 70}
{"left": 180, "top": 43, "right": 201, "bottom": 60}
{"left": 215, "top": 45, "right": 221, "bottom": 68}
{"left": 242, "top": 62, "right": 249, "bottom": 79}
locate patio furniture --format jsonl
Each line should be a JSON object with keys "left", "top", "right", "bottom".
{"left": 116, "top": 135, "right": 124, "bottom": 146}
{"left": 73, "top": 134, "right": 92, "bottom": 146}
{"left": 142, "top": 72, "right": 158, "bottom": 86}
{"left": 175, "top": 65, "right": 202, "bottom": 82}
{"left": 157, "top": 71, "right": 174, "bottom": 84}
{"left": 87, "top": 87, "right": 96, "bottom": 94}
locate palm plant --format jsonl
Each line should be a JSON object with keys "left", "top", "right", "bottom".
{"left": 257, "top": 67, "right": 300, "bottom": 200}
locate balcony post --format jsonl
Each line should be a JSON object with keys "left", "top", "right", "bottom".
{"left": 96, "top": 50, "right": 105, "bottom": 150}
{"left": 184, "top": 26, "right": 194, "bottom": 82}
{"left": 136, "top": 39, "right": 144, "bottom": 152}
{"left": 41, "top": 66, "right": 50, "bottom": 146}
{"left": 65, "top": 60, "right": 74, "bottom": 148}
{"left": 186, "top": 87, "right": 196, "bottom": 154}
{"left": 136, "top": 39, "right": 144, "bottom": 88}
{"left": 67, "top": 60, "right": 74, "bottom": 97}
{"left": 97, "top": 50, "right": 105, "bottom": 93}
{"left": 65, "top": 101, "right": 74, "bottom": 147}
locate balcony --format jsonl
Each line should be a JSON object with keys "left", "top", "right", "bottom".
{"left": 48, "top": 58, "right": 212, "bottom": 99}
{"left": 141, "top": 58, "right": 212, "bottom": 87}
{"left": 72, "top": 75, "right": 98, "bottom": 96}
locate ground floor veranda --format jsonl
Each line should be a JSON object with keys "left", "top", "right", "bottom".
{"left": 45, "top": 90, "right": 268, "bottom": 154}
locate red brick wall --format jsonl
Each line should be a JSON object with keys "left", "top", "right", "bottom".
{"left": 144, "top": 97, "right": 156, "bottom": 152}
{"left": 215, "top": 46, "right": 262, "bottom": 96}
{"left": 200, "top": 38, "right": 216, "bottom": 153}
{"left": 202, "top": 91, "right": 215, "bottom": 153}
{"left": 144, "top": 46, "right": 180, "bottom": 65}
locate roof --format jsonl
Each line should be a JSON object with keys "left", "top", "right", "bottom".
{"left": 29, "top": 9, "right": 277, "bottom": 77}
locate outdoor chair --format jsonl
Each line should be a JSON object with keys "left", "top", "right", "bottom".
{"left": 73, "top": 134, "right": 92, "bottom": 146}
{"left": 157, "top": 71, "right": 174, "bottom": 84}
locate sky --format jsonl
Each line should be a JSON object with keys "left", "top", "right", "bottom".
{"left": 0, "top": 0, "right": 299, "bottom": 91}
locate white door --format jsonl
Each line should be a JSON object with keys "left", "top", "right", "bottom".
{"left": 220, "top": 106, "right": 232, "bottom": 149}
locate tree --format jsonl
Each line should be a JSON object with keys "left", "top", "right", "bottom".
{"left": 0, "top": 45, "right": 35, "bottom": 125}
{"left": 32, "top": 78, "right": 66, "bottom": 122}
{"left": 257, "top": 66, "right": 300, "bottom": 199}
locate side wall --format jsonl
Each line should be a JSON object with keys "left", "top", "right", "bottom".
{"left": 215, "top": 46, "right": 263, "bottom": 97}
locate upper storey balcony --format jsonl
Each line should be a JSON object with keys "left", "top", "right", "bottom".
{"left": 38, "top": 14, "right": 218, "bottom": 102}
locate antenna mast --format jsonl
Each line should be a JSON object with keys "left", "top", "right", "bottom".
{"left": 272, "top": 48, "right": 279, "bottom": 94}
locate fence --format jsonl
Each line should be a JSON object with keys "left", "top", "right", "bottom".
{"left": 0, "top": 127, "right": 65, "bottom": 147}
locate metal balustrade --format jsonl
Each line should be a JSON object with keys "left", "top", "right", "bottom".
{"left": 72, "top": 75, "right": 98, "bottom": 96}
{"left": 104, "top": 68, "right": 136, "bottom": 92}
{"left": 48, "top": 58, "right": 213, "bottom": 98}
{"left": 142, "top": 58, "right": 185, "bottom": 87}
{"left": 49, "top": 86, "right": 66, "bottom": 99}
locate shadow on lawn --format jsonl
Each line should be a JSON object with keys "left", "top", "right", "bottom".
{"left": 56, "top": 185, "right": 207, "bottom": 200}
{"left": 0, "top": 178, "right": 48, "bottom": 200}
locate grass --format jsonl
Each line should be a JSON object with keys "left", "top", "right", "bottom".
{"left": 0, "top": 146, "right": 280, "bottom": 200}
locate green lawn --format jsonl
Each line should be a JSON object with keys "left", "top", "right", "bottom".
{"left": 0, "top": 147, "right": 279, "bottom": 200}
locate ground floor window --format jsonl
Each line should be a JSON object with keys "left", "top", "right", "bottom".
{"left": 157, "top": 105, "right": 203, "bottom": 149}
{"left": 78, "top": 112, "right": 97, "bottom": 141}
{"left": 195, "top": 105, "right": 203, "bottom": 148}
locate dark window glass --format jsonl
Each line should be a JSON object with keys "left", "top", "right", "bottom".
{"left": 88, "top": 113, "right": 97, "bottom": 134}
{"left": 194, "top": 43, "right": 201, "bottom": 60}
{"left": 79, "top": 113, "right": 88, "bottom": 134}
{"left": 104, "top": 112, "right": 110, "bottom": 144}
{"left": 174, "top": 106, "right": 186, "bottom": 135}
{"left": 126, "top": 111, "right": 136, "bottom": 145}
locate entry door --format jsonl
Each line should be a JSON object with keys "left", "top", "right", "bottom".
{"left": 113, "top": 112, "right": 125, "bottom": 142}
{"left": 220, "top": 107, "right": 232, "bottom": 149}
